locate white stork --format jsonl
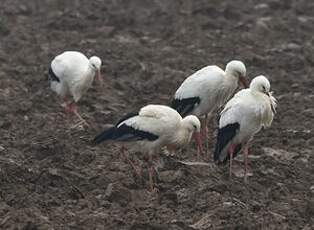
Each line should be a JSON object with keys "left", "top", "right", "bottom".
{"left": 48, "top": 51, "right": 102, "bottom": 126}
{"left": 93, "top": 104, "right": 201, "bottom": 192}
{"left": 214, "top": 75, "right": 277, "bottom": 182}
{"left": 171, "top": 60, "right": 248, "bottom": 157}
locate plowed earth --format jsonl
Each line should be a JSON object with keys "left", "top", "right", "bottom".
{"left": 0, "top": 0, "right": 314, "bottom": 229}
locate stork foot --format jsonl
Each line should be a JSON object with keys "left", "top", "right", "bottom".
{"left": 61, "top": 101, "right": 90, "bottom": 128}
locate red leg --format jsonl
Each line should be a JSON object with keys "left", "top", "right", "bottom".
{"left": 148, "top": 154, "right": 158, "bottom": 193}
{"left": 148, "top": 154, "right": 154, "bottom": 192}
{"left": 202, "top": 114, "right": 209, "bottom": 155}
{"left": 120, "top": 146, "right": 141, "bottom": 177}
{"left": 200, "top": 117, "right": 208, "bottom": 140}
{"left": 148, "top": 165, "right": 154, "bottom": 192}
{"left": 61, "top": 99, "right": 73, "bottom": 114}
{"left": 243, "top": 145, "right": 249, "bottom": 183}
{"left": 228, "top": 144, "right": 236, "bottom": 179}
{"left": 194, "top": 133, "right": 204, "bottom": 160}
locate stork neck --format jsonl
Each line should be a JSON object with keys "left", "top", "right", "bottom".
{"left": 87, "top": 64, "right": 97, "bottom": 77}
{"left": 250, "top": 89, "right": 267, "bottom": 101}
{"left": 77, "top": 65, "right": 95, "bottom": 87}
{"left": 225, "top": 70, "right": 238, "bottom": 79}
{"left": 174, "top": 126, "right": 192, "bottom": 147}
{"left": 224, "top": 72, "right": 238, "bottom": 86}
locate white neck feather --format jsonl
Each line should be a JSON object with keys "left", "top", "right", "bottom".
{"left": 172, "top": 126, "right": 192, "bottom": 147}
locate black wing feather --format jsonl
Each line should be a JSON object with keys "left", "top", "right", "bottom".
{"left": 93, "top": 124, "right": 159, "bottom": 144}
{"left": 48, "top": 67, "right": 60, "bottom": 82}
{"left": 214, "top": 123, "right": 241, "bottom": 164}
{"left": 93, "top": 126, "right": 116, "bottom": 144}
{"left": 93, "top": 111, "right": 159, "bottom": 144}
{"left": 171, "top": 97, "right": 200, "bottom": 117}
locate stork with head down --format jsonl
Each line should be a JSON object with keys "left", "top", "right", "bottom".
{"left": 49, "top": 51, "right": 102, "bottom": 126}
{"left": 94, "top": 104, "right": 201, "bottom": 192}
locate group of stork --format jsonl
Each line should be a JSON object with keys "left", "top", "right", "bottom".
{"left": 49, "top": 51, "right": 277, "bottom": 192}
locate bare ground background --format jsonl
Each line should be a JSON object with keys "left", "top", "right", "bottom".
{"left": 0, "top": 0, "right": 314, "bottom": 229}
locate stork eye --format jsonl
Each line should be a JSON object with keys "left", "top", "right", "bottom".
{"left": 193, "top": 124, "right": 197, "bottom": 129}
{"left": 237, "top": 69, "right": 245, "bottom": 76}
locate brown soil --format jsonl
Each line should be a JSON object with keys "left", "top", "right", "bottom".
{"left": 1, "top": 0, "right": 314, "bottom": 229}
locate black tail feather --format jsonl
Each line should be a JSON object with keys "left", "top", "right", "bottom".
{"left": 213, "top": 123, "right": 240, "bottom": 164}
{"left": 93, "top": 126, "right": 116, "bottom": 144}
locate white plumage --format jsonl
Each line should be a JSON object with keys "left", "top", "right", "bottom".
{"left": 94, "top": 104, "right": 201, "bottom": 154}
{"left": 214, "top": 75, "right": 277, "bottom": 182}
{"left": 49, "top": 51, "right": 102, "bottom": 125}
{"left": 171, "top": 60, "right": 247, "bottom": 155}
{"left": 50, "top": 51, "right": 102, "bottom": 102}
{"left": 94, "top": 104, "right": 201, "bottom": 191}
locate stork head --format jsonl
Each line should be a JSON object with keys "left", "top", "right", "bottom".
{"left": 182, "top": 115, "right": 201, "bottom": 146}
{"left": 250, "top": 75, "right": 271, "bottom": 95}
{"left": 250, "top": 75, "right": 276, "bottom": 113}
{"left": 225, "top": 60, "right": 248, "bottom": 88}
{"left": 182, "top": 115, "right": 201, "bottom": 133}
{"left": 182, "top": 115, "right": 203, "bottom": 154}
{"left": 89, "top": 56, "right": 102, "bottom": 82}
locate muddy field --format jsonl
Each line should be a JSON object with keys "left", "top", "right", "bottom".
{"left": 1, "top": 0, "right": 314, "bottom": 229}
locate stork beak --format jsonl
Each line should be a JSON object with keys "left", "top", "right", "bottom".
{"left": 96, "top": 69, "right": 102, "bottom": 83}
{"left": 193, "top": 131, "right": 203, "bottom": 153}
{"left": 239, "top": 76, "right": 248, "bottom": 88}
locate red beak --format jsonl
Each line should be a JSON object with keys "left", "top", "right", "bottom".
{"left": 96, "top": 69, "right": 102, "bottom": 83}
{"left": 239, "top": 77, "right": 248, "bottom": 88}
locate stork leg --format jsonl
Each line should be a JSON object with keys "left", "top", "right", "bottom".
{"left": 120, "top": 146, "right": 142, "bottom": 178}
{"left": 202, "top": 114, "right": 209, "bottom": 156}
{"left": 61, "top": 100, "right": 73, "bottom": 114}
{"left": 243, "top": 145, "right": 249, "bottom": 183}
{"left": 148, "top": 154, "right": 158, "bottom": 193}
{"left": 193, "top": 133, "right": 204, "bottom": 161}
{"left": 228, "top": 144, "right": 236, "bottom": 179}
